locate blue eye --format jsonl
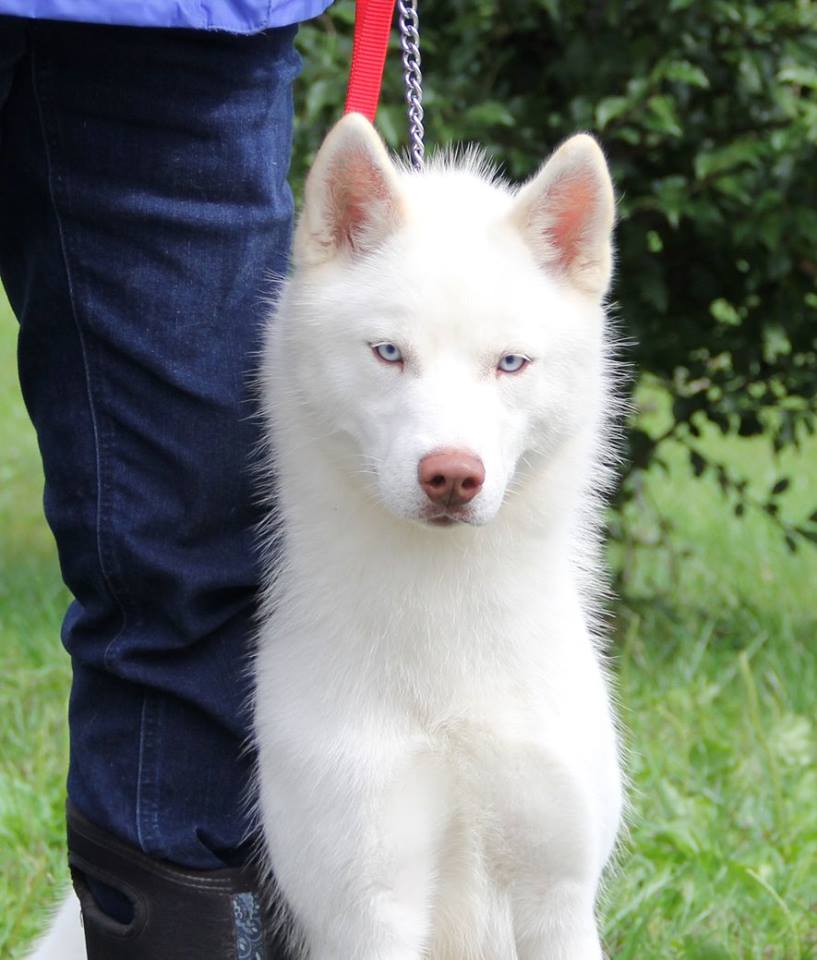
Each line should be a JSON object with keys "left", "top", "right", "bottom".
{"left": 372, "top": 342, "right": 403, "bottom": 364}
{"left": 498, "top": 354, "right": 530, "bottom": 374}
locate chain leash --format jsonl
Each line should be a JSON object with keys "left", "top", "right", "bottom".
{"left": 397, "top": 0, "right": 425, "bottom": 171}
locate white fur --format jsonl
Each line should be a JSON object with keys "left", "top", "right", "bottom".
{"left": 254, "top": 114, "right": 624, "bottom": 960}
{"left": 28, "top": 114, "right": 624, "bottom": 960}
{"left": 27, "top": 890, "right": 84, "bottom": 959}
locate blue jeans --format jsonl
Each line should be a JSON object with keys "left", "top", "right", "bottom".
{"left": 0, "top": 16, "right": 299, "bottom": 870}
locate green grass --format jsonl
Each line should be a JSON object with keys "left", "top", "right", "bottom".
{"left": 0, "top": 297, "right": 72, "bottom": 955}
{"left": 602, "top": 395, "right": 817, "bottom": 959}
{"left": 1, "top": 291, "right": 816, "bottom": 959}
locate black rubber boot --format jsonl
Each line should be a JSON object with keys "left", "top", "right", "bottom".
{"left": 67, "top": 803, "right": 290, "bottom": 959}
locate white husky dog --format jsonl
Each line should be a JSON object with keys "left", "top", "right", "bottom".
{"left": 28, "top": 113, "right": 623, "bottom": 960}
{"left": 254, "top": 114, "right": 623, "bottom": 960}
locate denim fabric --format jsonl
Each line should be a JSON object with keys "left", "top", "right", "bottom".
{"left": 0, "top": 17, "right": 299, "bottom": 869}
{"left": 0, "top": 0, "right": 333, "bottom": 33}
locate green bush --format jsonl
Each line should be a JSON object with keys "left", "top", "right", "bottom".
{"left": 294, "top": 0, "right": 817, "bottom": 547}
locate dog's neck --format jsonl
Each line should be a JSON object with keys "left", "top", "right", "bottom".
{"left": 258, "top": 413, "right": 607, "bottom": 704}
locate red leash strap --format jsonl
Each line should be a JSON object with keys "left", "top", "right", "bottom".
{"left": 344, "top": 0, "right": 397, "bottom": 121}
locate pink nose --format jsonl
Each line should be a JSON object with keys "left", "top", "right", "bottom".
{"left": 418, "top": 449, "right": 485, "bottom": 507}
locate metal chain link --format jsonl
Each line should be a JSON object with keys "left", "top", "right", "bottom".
{"left": 397, "top": 0, "right": 424, "bottom": 171}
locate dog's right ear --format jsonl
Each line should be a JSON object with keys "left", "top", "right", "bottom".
{"left": 509, "top": 134, "right": 615, "bottom": 300}
{"left": 294, "top": 113, "right": 404, "bottom": 267}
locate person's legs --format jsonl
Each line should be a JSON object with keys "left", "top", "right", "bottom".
{"left": 0, "top": 15, "right": 298, "bottom": 876}
{"left": 0, "top": 17, "right": 24, "bottom": 119}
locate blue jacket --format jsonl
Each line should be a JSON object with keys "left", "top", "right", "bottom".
{"left": 0, "top": 0, "right": 333, "bottom": 32}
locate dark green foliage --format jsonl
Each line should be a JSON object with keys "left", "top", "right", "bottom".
{"left": 294, "top": 0, "right": 817, "bottom": 544}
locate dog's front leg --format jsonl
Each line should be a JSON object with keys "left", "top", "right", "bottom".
{"left": 512, "top": 879, "right": 604, "bottom": 960}
{"left": 259, "top": 730, "right": 447, "bottom": 960}
{"left": 500, "top": 750, "right": 611, "bottom": 960}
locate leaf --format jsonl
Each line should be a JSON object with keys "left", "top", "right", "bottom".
{"left": 535, "top": 0, "right": 561, "bottom": 20}
{"left": 709, "top": 298, "right": 741, "bottom": 326}
{"left": 653, "top": 175, "right": 690, "bottom": 228}
{"left": 645, "top": 94, "right": 683, "bottom": 137}
{"left": 596, "top": 96, "right": 631, "bottom": 130}
{"left": 660, "top": 60, "right": 710, "bottom": 89}
{"left": 778, "top": 64, "right": 817, "bottom": 90}
{"left": 694, "top": 137, "right": 765, "bottom": 180}
{"left": 463, "top": 101, "right": 515, "bottom": 128}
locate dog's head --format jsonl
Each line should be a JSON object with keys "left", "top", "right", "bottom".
{"left": 279, "top": 114, "right": 615, "bottom": 529}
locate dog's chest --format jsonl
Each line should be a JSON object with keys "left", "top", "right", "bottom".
{"left": 399, "top": 703, "right": 610, "bottom": 893}
{"left": 406, "top": 637, "right": 621, "bottom": 877}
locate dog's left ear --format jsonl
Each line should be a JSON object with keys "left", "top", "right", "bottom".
{"left": 510, "top": 134, "right": 615, "bottom": 299}
{"left": 294, "top": 113, "right": 404, "bottom": 267}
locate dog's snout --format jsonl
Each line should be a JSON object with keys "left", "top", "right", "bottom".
{"left": 418, "top": 450, "right": 485, "bottom": 507}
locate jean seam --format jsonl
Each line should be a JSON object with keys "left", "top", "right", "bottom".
{"left": 30, "top": 43, "right": 151, "bottom": 847}
{"left": 135, "top": 692, "right": 162, "bottom": 853}
{"left": 29, "top": 45, "right": 131, "bottom": 667}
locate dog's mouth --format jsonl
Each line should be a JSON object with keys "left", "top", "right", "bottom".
{"left": 422, "top": 509, "right": 474, "bottom": 528}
